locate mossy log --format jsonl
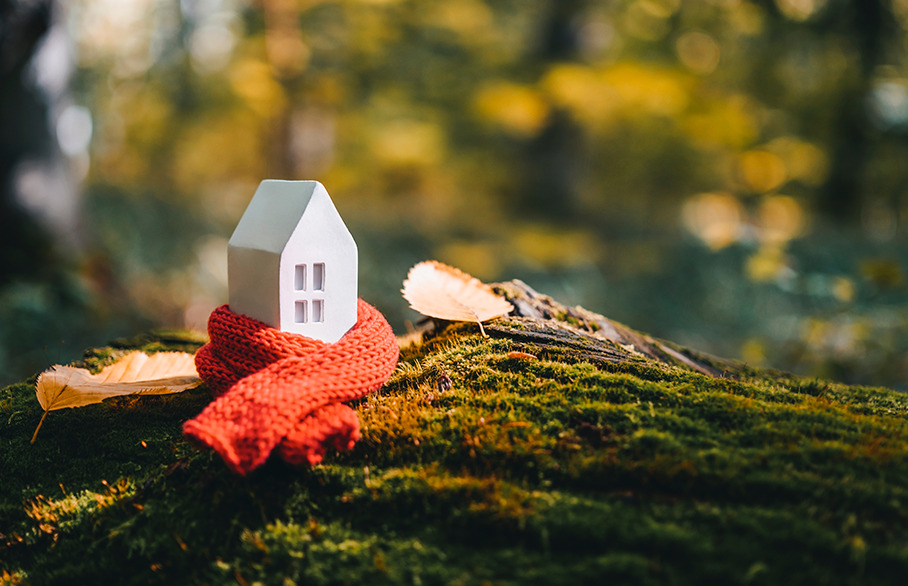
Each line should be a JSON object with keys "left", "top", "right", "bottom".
{"left": 2, "top": 282, "right": 908, "bottom": 585}
{"left": 491, "top": 280, "right": 734, "bottom": 377}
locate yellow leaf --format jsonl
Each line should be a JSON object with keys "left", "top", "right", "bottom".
{"left": 401, "top": 260, "right": 513, "bottom": 336}
{"left": 36, "top": 351, "right": 201, "bottom": 412}
{"left": 32, "top": 351, "right": 201, "bottom": 443}
{"left": 474, "top": 82, "right": 550, "bottom": 137}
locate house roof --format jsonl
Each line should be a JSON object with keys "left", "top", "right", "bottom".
{"left": 229, "top": 180, "right": 347, "bottom": 254}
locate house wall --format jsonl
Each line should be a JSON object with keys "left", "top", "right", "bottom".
{"left": 227, "top": 246, "right": 281, "bottom": 327}
{"left": 279, "top": 190, "right": 357, "bottom": 343}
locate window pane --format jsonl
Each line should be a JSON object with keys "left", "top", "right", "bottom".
{"left": 313, "top": 263, "right": 325, "bottom": 291}
{"left": 295, "top": 300, "right": 308, "bottom": 323}
{"left": 295, "top": 264, "right": 306, "bottom": 291}
{"left": 312, "top": 299, "right": 324, "bottom": 322}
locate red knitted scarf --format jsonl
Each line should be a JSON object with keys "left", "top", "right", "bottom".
{"left": 184, "top": 299, "right": 398, "bottom": 475}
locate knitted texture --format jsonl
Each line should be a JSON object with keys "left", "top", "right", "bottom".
{"left": 183, "top": 299, "right": 398, "bottom": 475}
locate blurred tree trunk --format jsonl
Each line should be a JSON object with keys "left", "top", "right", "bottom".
{"left": 815, "top": 0, "right": 890, "bottom": 226}
{"left": 262, "top": 0, "right": 303, "bottom": 180}
{"left": 0, "top": 0, "right": 57, "bottom": 285}
{"left": 521, "top": 0, "right": 587, "bottom": 222}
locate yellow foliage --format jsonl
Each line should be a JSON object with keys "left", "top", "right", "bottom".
{"left": 740, "top": 338, "right": 767, "bottom": 366}
{"left": 474, "top": 82, "right": 550, "bottom": 137}
{"left": 265, "top": 29, "right": 310, "bottom": 76}
{"left": 426, "top": 0, "right": 494, "bottom": 38}
{"left": 776, "top": 0, "right": 827, "bottom": 22}
{"left": 675, "top": 31, "right": 720, "bottom": 75}
{"left": 542, "top": 62, "right": 689, "bottom": 126}
{"left": 371, "top": 120, "right": 446, "bottom": 167}
{"left": 727, "top": 0, "right": 766, "bottom": 35}
{"left": 682, "top": 95, "right": 759, "bottom": 149}
{"left": 171, "top": 113, "right": 266, "bottom": 192}
{"left": 229, "top": 58, "right": 288, "bottom": 117}
{"left": 93, "top": 146, "right": 149, "bottom": 187}
{"left": 602, "top": 63, "right": 690, "bottom": 116}
{"left": 801, "top": 317, "right": 864, "bottom": 357}
{"left": 513, "top": 225, "right": 599, "bottom": 269}
{"left": 119, "top": 88, "right": 173, "bottom": 147}
{"left": 860, "top": 259, "right": 905, "bottom": 288}
{"left": 737, "top": 150, "right": 788, "bottom": 193}
{"left": 623, "top": 0, "right": 675, "bottom": 41}
{"left": 93, "top": 86, "right": 173, "bottom": 183}
{"left": 437, "top": 241, "right": 502, "bottom": 280}
{"left": 347, "top": 5, "right": 403, "bottom": 56}
{"left": 681, "top": 192, "right": 743, "bottom": 250}
{"left": 832, "top": 277, "right": 856, "bottom": 303}
{"left": 757, "top": 195, "right": 806, "bottom": 244}
{"left": 766, "top": 137, "right": 829, "bottom": 186}
{"left": 541, "top": 64, "right": 618, "bottom": 126}
{"left": 746, "top": 245, "right": 789, "bottom": 282}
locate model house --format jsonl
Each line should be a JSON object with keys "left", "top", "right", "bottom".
{"left": 227, "top": 180, "right": 357, "bottom": 343}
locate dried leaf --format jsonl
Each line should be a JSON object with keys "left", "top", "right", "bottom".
{"left": 36, "top": 351, "right": 201, "bottom": 411}
{"left": 401, "top": 260, "right": 513, "bottom": 336}
{"left": 32, "top": 351, "right": 201, "bottom": 442}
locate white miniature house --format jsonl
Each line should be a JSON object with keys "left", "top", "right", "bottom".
{"left": 228, "top": 180, "right": 357, "bottom": 343}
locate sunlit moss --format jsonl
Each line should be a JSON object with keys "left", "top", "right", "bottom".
{"left": 2, "top": 319, "right": 907, "bottom": 584}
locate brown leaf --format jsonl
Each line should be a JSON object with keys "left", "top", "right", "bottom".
{"left": 401, "top": 261, "right": 513, "bottom": 335}
{"left": 32, "top": 352, "right": 201, "bottom": 442}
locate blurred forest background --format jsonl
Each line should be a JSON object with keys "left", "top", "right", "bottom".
{"left": 1, "top": 0, "right": 906, "bottom": 389}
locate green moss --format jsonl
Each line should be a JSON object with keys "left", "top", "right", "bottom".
{"left": 2, "top": 321, "right": 908, "bottom": 585}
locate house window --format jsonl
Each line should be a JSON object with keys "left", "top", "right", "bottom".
{"left": 313, "top": 263, "right": 325, "bottom": 291}
{"left": 293, "top": 263, "right": 325, "bottom": 324}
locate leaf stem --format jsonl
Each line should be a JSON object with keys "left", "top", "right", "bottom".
{"left": 31, "top": 410, "right": 49, "bottom": 444}
{"left": 477, "top": 320, "right": 488, "bottom": 338}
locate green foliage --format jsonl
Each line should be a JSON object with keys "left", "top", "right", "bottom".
{"left": 2, "top": 322, "right": 907, "bottom": 584}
